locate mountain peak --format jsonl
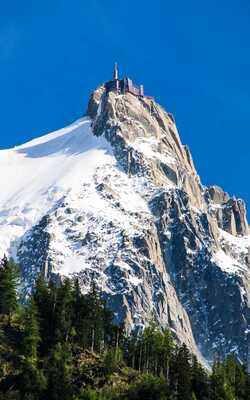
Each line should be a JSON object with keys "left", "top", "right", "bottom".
{"left": 0, "top": 73, "right": 250, "bottom": 366}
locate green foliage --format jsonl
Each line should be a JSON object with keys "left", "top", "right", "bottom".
{"left": 76, "top": 387, "right": 99, "bottom": 400}
{"left": 126, "top": 374, "right": 168, "bottom": 400}
{"left": 210, "top": 357, "right": 249, "bottom": 400}
{"left": 23, "top": 299, "right": 41, "bottom": 366}
{"left": 44, "top": 342, "right": 73, "bottom": 400}
{"left": 0, "top": 256, "right": 19, "bottom": 320}
{"left": 191, "top": 355, "right": 209, "bottom": 400}
{"left": 172, "top": 343, "right": 192, "bottom": 400}
{"left": 125, "top": 322, "right": 175, "bottom": 378}
{"left": 19, "top": 361, "right": 47, "bottom": 400}
{"left": 0, "top": 258, "right": 249, "bottom": 400}
{"left": 103, "top": 348, "right": 123, "bottom": 376}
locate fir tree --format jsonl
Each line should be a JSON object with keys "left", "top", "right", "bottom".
{"left": 0, "top": 256, "right": 19, "bottom": 322}
{"left": 19, "top": 298, "right": 46, "bottom": 400}
{"left": 85, "top": 279, "right": 104, "bottom": 352}
{"left": 45, "top": 342, "right": 73, "bottom": 400}
{"left": 161, "top": 328, "right": 174, "bottom": 381}
{"left": 210, "top": 360, "right": 234, "bottom": 400}
{"left": 33, "top": 275, "right": 55, "bottom": 354}
{"left": 23, "top": 298, "right": 41, "bottom": 366}
{"left": 191, "top": 355, "right": 209, "bottom": 400}
{"left": 245, "top": 372, "right": 250, "bottom": 400}
{"left": 54, "top": 278, "right": 74, "bottom": 343}
{"left": 0, "top": 266, "right": 249, "bottom": 400}
{"left": 173, "top": 343, "right": 192, "bottom": 400}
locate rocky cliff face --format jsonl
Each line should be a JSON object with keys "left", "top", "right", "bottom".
{"left": 1, "top": 82, "right": 250, "bottom": 365}
{"left": 86, "top": 86, "right": 250, "bottom": 363}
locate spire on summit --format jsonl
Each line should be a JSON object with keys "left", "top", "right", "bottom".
{"left": 106, "top": 64, "right": 145, "bottom": 98}
{"left": 113, "top": 62, "right": 118, "bottom": 80}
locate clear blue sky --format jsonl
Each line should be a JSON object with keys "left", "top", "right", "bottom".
{"left": 1, "top": 1, "right": 250, "bottom": 208}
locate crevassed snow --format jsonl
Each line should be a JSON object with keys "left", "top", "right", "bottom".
{"left": 0, "top": 117, "right": 114, "bottom": 257}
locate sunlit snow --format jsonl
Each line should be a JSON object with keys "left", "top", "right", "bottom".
{"left": 0, "top": 117, "right": 114, "bottom": 257}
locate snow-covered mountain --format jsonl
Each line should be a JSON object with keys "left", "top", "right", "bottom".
{"left": 1, "top": 72, "right": 250, "bottom": 366}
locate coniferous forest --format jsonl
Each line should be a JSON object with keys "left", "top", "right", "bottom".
{"left": 0, "top": 257, "right": 249, "bottom": 400}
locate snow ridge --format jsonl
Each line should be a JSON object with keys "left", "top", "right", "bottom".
{"left": 0, "top": 117, "right": 114, "bottom": 258}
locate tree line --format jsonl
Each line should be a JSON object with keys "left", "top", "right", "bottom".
{"left": 0, "top": 256, "right": 249, "bottom": 400}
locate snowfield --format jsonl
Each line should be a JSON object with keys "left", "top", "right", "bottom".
{"left": 0, "top": 117, "right": 115, "bottom": 258}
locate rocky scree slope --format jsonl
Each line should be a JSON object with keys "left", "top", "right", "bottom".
{"left": 0, "top": 84, "right": 250, "bottom": 365}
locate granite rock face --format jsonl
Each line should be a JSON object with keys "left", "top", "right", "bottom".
{"left": 9, "top": 84, "right": 250, "bottom": 365}
{"left": 86, "top": 87, "right": 250, "bottom": 362}
{"left": 207, "top": 186, "right": 249, "bottom": 236}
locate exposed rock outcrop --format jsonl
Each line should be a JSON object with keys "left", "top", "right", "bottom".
{"left": 207, "top": 186, "right": 249, "bottom": 236}
{"left": 4, "top": 82, "right": 249, "bottom": 366}
{"left": 85, "top": 86, "right": 250, "bottom": 363}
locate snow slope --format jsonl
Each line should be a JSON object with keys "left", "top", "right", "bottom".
{"left": 0, "top": 117, "right": 114, "bottom": 258}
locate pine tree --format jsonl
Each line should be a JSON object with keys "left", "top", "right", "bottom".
{"left": 0, "top": 256, "right": 19, "bottom": 323}
{"left": 45, "top": 342, "right": 73, "bottom": 400}
{"left": 191, "top": 355, "right": 209, "bottom": 400}
{"left": 234, "top": 361, "right": 247, "bottom": 400}
{"left": 19, "top": 298, "right": 46, "bottom": 400}
{"left": 173, "top": 343, "right": 192, "bottom": 400}
{"left": 161, "top": 328, "right": 174, "bottom": 382}
{"left": 23, "top": 299, "right": 41, "bottom": 366}
{"left": 72, "top": 277, "right": 89, "bottom": 347}
{"left": 73, "top": 278, "right": 81, "bottom": 328}
{"left": 210, "top": 360, "right": 234, "bottom": 400}
{"left": 33, "top": 275, "right": 55, "bottom": 354}
{"left": 103, "top": 300, "right": 115, "bottom": 350}
{"left": 245, "top": 372, "right": 250, "bottom": 400}
{"left": 54, "top": 278, "right": 74, "bottom": 343}
{"left": 85, "top": 279, "right": 104, "bottom": 352}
